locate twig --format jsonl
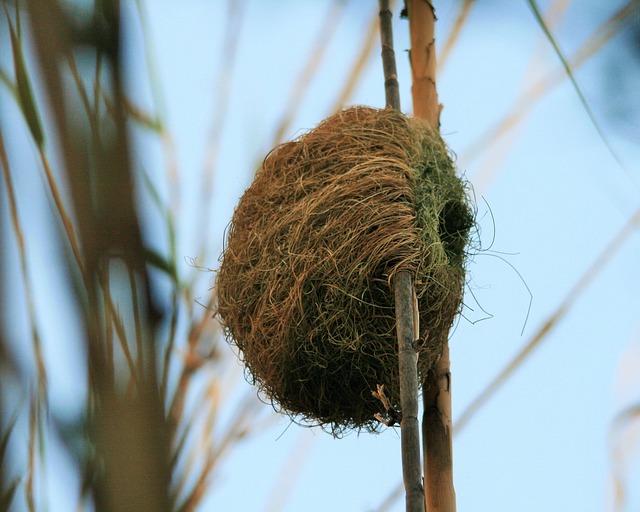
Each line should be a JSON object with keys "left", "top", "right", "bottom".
{"left": 273, "top": 0, "right": 346, "bottom": 144}
{"left": 438, "top": 0, "right": 474, "bottom": 72}
{"left": 331, "top": 5, "right": 381, "bottom": 110}
{"left": 454, "top": 207, "right": 640, "bottom": 436}
{"left": 407, "top": 1, "right": 457, "bottom": 510}
{"left": 0, "top": 129, "right": 48, "bottom": 401}
{"left": 196, "top": 0, "right": 247, "bottom": 264}
{"left": 373, "top": 384, "right": 402, "bottom": 427}
{"left": 463, "top": 0, "right": 572, "bottom": 195}
{"left": 379, "top": 2, "right": 424, "bottom": 511}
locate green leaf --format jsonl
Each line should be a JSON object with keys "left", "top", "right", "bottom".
{"left": 526, "top": 0, "right": 625, "bottom": 168}
{"left": 6, "top": 12, "right": 45, "bottom": 148}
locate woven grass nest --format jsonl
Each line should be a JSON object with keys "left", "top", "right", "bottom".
{"left": 217, "top": 106, "right": 473, "bottom": 434}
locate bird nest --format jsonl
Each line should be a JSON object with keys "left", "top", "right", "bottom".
{"left": 216, "top": 106, "right": 474, "bottom": 434}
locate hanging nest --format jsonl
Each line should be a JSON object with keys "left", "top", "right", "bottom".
{"left": 216, "top": 106, "right": 474, "bottom": 434}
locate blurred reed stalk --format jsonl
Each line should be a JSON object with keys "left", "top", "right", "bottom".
{"left": 271, "top": 0, "right": 346, "bottom": 146}
{"left": 1, "top": 0, "right": 271, "bottom": 510}
{"left": 25, "top": 1, "right": 172, "bottom": 510}
{"left": 406, "top": 0, "right": 457, "bottom": 510}
{"left": 437, "top": 0, "right": 474, "bottom": 73}
{"left": 378, "top": 1, "right": 424, "bottom": 511}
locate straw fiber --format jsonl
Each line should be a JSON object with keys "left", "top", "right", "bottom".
{"left": 217, "top": 106, "right": 473, "bottom": 433}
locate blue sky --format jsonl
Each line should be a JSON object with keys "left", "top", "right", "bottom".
{"left": 132, "top": 2, "right": 639, "bottom": 510}
{"left": 2, "top": 0, "right": 640, "bottom": 511}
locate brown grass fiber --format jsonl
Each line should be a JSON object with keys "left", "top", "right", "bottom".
{"left": 216, "top": 106, "right": 473, "bottom": 434}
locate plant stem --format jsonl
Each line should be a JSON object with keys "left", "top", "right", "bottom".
{"left": 408, "top": 0, "right": 439, "bottom": 126}
{"left": 422, "top": 344, "right": 456, "bottom": 512}
{"left": 406, "top": 1, "right": 457, "bottom": 510}
{"left": 379, "top": 2, "right": 424, "bottom": 511}
{"left": 395, "top": 272, "right": 425, "bottom": 512}
{"left": 379, "top": 0, "right": 401, "bottom": 110}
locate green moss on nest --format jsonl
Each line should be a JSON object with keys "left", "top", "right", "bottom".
{"left": 216, "top": 106, "right": 473, "bottom": 434}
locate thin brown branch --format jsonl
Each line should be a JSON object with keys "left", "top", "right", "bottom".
{"left": 331, "top": 5, "right": 381, "bottom": 110}
{"left": 454, "top": 208, "right": 640, "bottom": 436}
{"left": 438, "top": 0, "right": 473, "bottom": 72}
{"left": 273, "top": 0, "right": 346, "bottom": 144}
{"left": 177, "top": 391, "right": 260, "bottom": 512}
{"left": 0, "top": 129, "right": 48, "bottom": 399}
{"left": 196, "top": 0, "right": 247, "bottom": 262}
{"left": 168, "top": 289, "right": 217, "bottom": 423}
{"left": 467, "top": 0, "right": 572, "bottom": 194}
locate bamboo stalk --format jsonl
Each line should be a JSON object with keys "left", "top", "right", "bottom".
{"left": 406, "top": 1, "right": 457, "bottom": 510}
{"left": 408, "top": 0, "right": 439, "bottom": 126}
{"left": 395, "top": 272, "right": 425, "bottom": 512}
{"left": 379, "top": 0, "right": 401, "bottom": 111}
{"left": 422, "top": 344, "right": 455, "bottom": 511}
{"left": 379, "top": 2, "right": 424, "bottom": 511}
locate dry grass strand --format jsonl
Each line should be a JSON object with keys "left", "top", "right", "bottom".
{"left": 217, "top": 106, "right": 473, "bottom": 433}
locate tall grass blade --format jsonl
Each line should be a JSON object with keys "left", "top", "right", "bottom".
{"left": 525, "top": 0, "right": 626, "bottom": 169}
{"left": 5, "top": 9, "right": 44, "bottom": 148}
{"left": 0, "top": 414, "right": 19, "bottom": 512}
{"left": 461, "top": 0, "right": 637, "bottom": 171}
{"left": 0, "top": 480, "right": 19, "bottom": 512}
{"left": 0, "top": 418, "right": 16, "bottom": 470}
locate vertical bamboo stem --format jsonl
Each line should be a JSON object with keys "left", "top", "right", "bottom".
{"left": 379, "top": 0, "right": 401, "bottom": 110}
{"left": 408, "top": 0, "right": 439, "bottom": 126}
{"left": 395, "top": 272, "right": 425, "bottom": 512}
{"left": 406, "top": 1, "right": 456, "bottom": 510}
{"left": 379, "top": 2, "right": 425, "bottom": 511}
{"left": 422, "top": 344, "right": 455, "bottom": 512}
